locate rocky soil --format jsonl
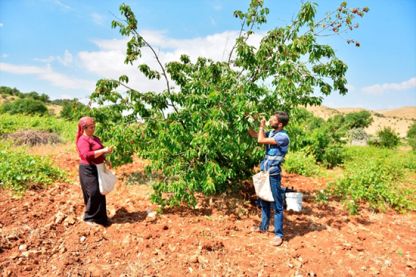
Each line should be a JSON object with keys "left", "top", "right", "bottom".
{"left": 1, "top": 147, "right": 415, "bottom": 276}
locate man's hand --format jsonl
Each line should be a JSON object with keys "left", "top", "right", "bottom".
{"left": 260, "top": 117, "right": 266, "bottom": 128}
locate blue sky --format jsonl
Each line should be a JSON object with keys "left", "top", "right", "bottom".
{"left": 0, "top": 0, "right": 415, "bottom": 110}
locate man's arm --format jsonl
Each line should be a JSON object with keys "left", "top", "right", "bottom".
{"left": 257, "top": 117, "right": 277, "bottom": 145}
{"left": 257, "top": 128, "right": 277, "bottom": 145}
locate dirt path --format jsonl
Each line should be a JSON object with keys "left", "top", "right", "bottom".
{"left": 1, "top": 148, "right": 415, "bottom": 276}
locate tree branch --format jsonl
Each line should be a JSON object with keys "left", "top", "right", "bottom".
{"left": 228, "top": 18, "right": 246, "bottom": 65}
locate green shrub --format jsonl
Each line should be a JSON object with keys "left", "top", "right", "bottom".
{"left": 284, "top": 151, "right": 321, "bottom": 176}
{"left": 407, "top": 121, "right": 416, "bottom": 151}
{"left": 1, "top": 98, "right": 48, "bottom": 116}
{"left": 0, "top": 143, "right": 66, "bottom": 195}
{"left": 369, "top": 127, "right": 400, "bottom": 148}
{"left": 307, "top": 128, "right": 345, "bottom": 168}
{"left": 322, "top": 145, "right": 345, "bottom": 168}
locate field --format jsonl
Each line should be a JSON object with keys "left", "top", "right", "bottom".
{"left": 1, "top": 109, "right": 415, "bottom": 276}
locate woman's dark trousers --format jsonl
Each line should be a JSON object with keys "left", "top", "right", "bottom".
{"left": 79, "top": 164, "right": 108, "bottom": 225}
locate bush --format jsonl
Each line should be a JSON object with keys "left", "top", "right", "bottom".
{"left": 369, "top": 127, "right": 400, "bottom": 148}
{"left": 284, "top": 151, "right": 320, "bottom": 176}
{"left": 1, "top": 98, "right": 48, "bottom": 116}
{"left": 322, "top": 145, "right": 345, "bottom": 168}
{"left": 307, "top": 127, "right": 345, "bottom": 168}
{"left": 0, "top": 143, "right": 66, "bottom": 195}
{"left": 407, "top": 121, "right": 416, "bottom": 151}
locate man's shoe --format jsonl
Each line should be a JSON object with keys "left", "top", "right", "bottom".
{"left": 272, "top": 236, "right": 283, "bottom": 246}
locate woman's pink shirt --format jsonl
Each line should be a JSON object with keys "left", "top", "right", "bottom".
{"left": 77, "top": 135, "right": 105, "bottom": 165}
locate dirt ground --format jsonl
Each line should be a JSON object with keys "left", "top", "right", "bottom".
{"left": 1, "top": 145, "right": 415, "bottom": 276}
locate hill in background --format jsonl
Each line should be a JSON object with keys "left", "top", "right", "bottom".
{"left": 307, "top": 106, "right": 416, "bottom": 138}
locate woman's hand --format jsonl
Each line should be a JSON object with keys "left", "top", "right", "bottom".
{"left": 94, "top": 146, "right": 113, "bottom": 159}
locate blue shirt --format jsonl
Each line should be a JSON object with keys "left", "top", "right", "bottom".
{"left": 260, "top": 130, "right": 290, "bottom": 175}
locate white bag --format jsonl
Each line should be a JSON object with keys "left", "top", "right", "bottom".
{"left": 96, "top": 163, "right": 117, "bottom": 195}
{"left": 252, "top": 171, "right": 274, "bottom": 202}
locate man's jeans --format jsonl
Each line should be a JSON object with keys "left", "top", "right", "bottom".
{"left": 259, "top": 174, "right": 283, "bottom": 238}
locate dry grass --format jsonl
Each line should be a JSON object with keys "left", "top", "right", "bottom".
{"left": 47, "top": 104, "right": 62, "bottom": 116}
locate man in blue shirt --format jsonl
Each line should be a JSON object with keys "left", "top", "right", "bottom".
{"left": 249, "top": 111, "right": 290, "bottom": 246}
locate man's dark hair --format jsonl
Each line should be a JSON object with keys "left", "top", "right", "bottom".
{"left": 275, "top": 111, "right": 289, "bottom": 127}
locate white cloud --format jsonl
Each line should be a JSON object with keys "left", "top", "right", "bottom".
{"left": 57, "top": 50, "right": 73, "bottom": 66}
{"left": 34, "top": 56, "right": 55, "bottom": 64}
{"left": 0, "top": 62, "right": 95, "bottom": 90}
{"left": 346, "top": 84, "right": 355, "bottom": 91}
{"left": 34, "top": 50, "right": 73, "bottom": 66}
{"left": 78, "top": 30, "right": 262, "bottom": 92}
{"left": 0, "top": 23, "right": 4, "bottom": 28}
{"left": 2, "top": 54, "right": 8, "bottom": 58}
{"left": 212, "top": 3, "right": 223, "bottom": 11}
{"left": 362, "top": 76, "right": 416, "bottom": 95}
{"left": 50, "top": 0, "right": 71, "bottom": 11}
{"left": 1, "top": 30, "right": 263, "bottom": 98}
{"left": 91, "top": 12, "right": 105, "bottom": 25}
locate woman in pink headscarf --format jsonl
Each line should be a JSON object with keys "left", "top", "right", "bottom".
{"left": 76, "top": 116, "right": 112, "bottom": 227}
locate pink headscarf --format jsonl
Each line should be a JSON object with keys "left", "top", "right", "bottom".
{"left": 76, "top": 116, "right": 94, "bottom": 144}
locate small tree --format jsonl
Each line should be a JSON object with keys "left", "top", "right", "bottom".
{"left": 344, "top": 110, "right": 373, "bottom": 129}
{"left": 91, "top": 1, "right": 368, "bottom": 207}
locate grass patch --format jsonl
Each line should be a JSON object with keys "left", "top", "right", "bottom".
{"left": 324, "top": 146, "right": 416, "bottom": 214}
{"left": 0, "top": 142, "right": 67, "bottom": 195}
{"left": 284, "top": 151, "right": 321, "bottom": 177}
{"left": 0, "top": 113, "right": 76, "bottom": 142}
